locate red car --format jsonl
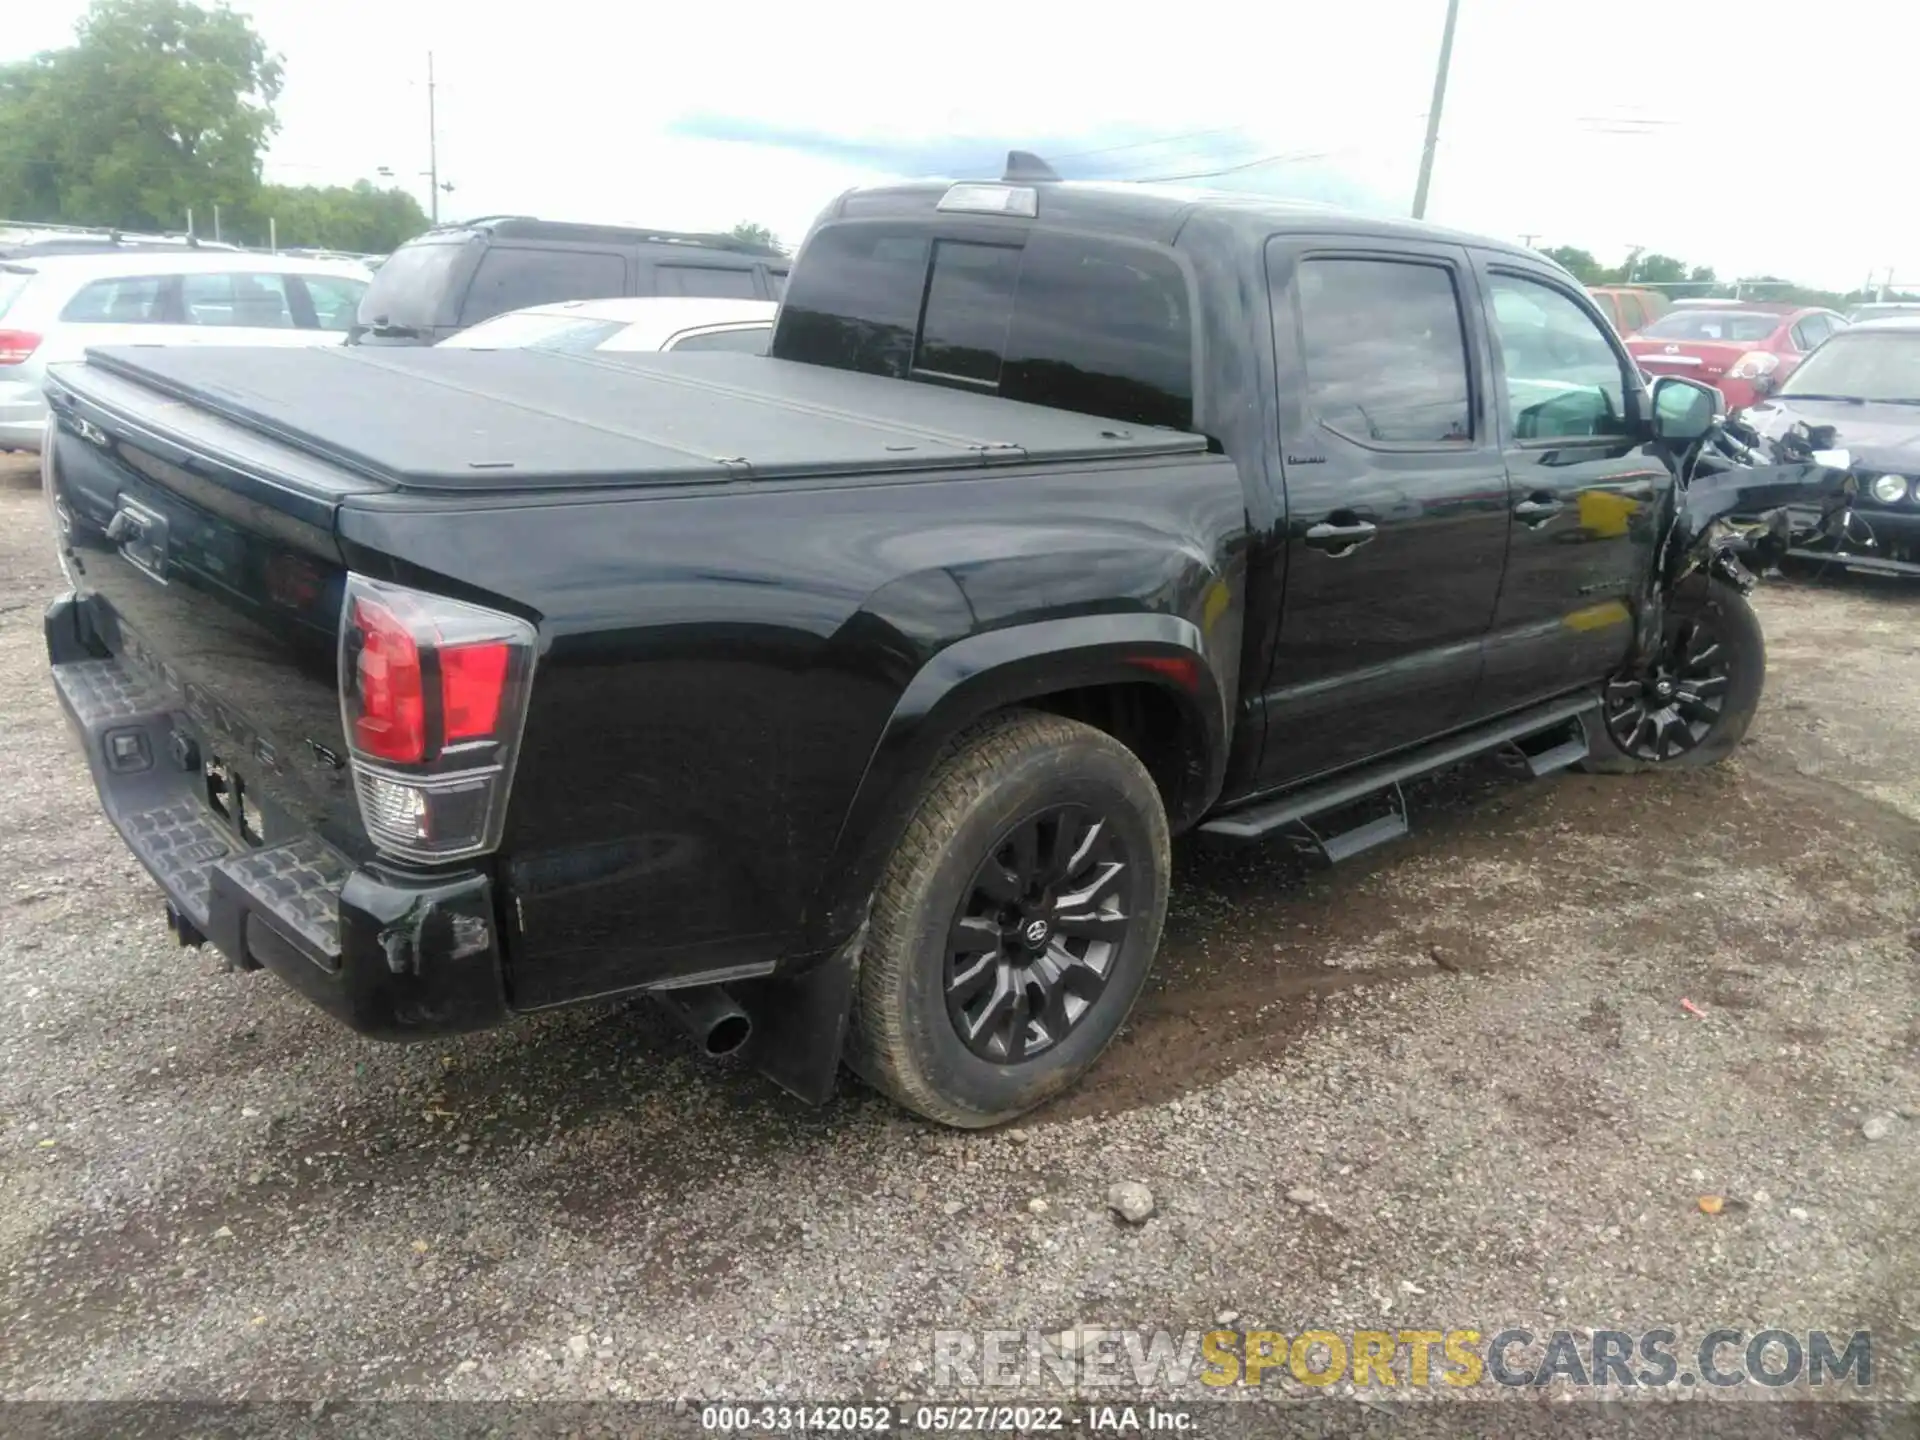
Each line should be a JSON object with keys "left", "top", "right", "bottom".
{"left": 1627, "top": 303, "right": 1848, "bottom": 414}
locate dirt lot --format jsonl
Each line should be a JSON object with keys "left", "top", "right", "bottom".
{"left": 1, "top": 449, "right": 1916, "bottom": 1421}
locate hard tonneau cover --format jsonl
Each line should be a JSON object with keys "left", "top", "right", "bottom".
{"left": 72, "top": 347, "right": 1206, "bottom": 494}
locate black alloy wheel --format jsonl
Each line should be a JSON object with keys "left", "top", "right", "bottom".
{"left": 944, "top": 804, "right": 1134, "bottom": 1064}
{"left": 1601, "top": 611, "right": 1733, "bottom": 763}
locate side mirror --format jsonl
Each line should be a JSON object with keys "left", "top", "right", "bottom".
{"left": 1650, "top": 376, "right": 1719, "bottom": 442}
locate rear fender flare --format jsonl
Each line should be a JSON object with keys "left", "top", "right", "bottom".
{"left": 803, "top": 614, "right": 1227, "bottom": 951}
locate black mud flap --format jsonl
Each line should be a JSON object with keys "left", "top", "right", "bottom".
{"left": 733, "top": 926, "right": 863, "bottom": 1106}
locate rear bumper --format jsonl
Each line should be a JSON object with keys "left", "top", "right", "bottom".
{"left": 0, "top": 381, "right": 47, "bottom": 451}
{"left": 46, "top": 595, "right": 510, "bottom": 1039}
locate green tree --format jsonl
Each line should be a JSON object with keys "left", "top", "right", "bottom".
{"left": 1634, "top": 253, "right": 1689, "bottom": 285}
{"left": 1540, "top": 245, "right": 1603, "bottom": 283}
{"left": 729, "top": 221, "right": 783, "bottom": 253}
{"left": 0, "top": 0, "right": 282, "bottom": 232}
{"left": 242, "top": 180, "right": 428, "bottom": 253}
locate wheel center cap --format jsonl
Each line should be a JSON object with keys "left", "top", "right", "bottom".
{"left": 1654, "top": 679, "right": 1674, "bottom": 700}
{"left": 1020, "top": 918, "right": 1052, "bottom": 949}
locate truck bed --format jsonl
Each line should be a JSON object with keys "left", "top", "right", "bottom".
{"left": 78, "top": 346, "right": 1207, "bottom": 493}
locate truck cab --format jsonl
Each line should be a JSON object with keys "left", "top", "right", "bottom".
{"left": 41, "top": 159, "right": 1758, "bottom": 1128}
{"left": 772, "top": 166, "right": 1674, "bottom": 800}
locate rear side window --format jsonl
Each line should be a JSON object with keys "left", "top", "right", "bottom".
{"left": 59, "top": 275, "right": 172, "bottom": 324}
{"left": 1793, "top": 314, "right": 1832, "bottom": 350}
{"left": 654, "top": 264, "right": 761, "bottom": 300}
{"left": 1294, "top": 257, "right": 1473, "bottom": 444}
{"left": 299, "top": 274, "right": 368, "bottom": 331}
{"left": 459, "top": 247, "right": 626, "bottom": 325}
{"left": 665, "top": 325, "right": 772, "bottom": 354}
{"left": 1617, "top": 293, "right": 1646, "bottom": 332}
{"left": 773, "top": 225, "right": 1194, "bottom": 431}
{"left": 775, "top": 230, "right": 929, "bottom": 378}
{"left": 181, "top": 272, "right": 296, "bottom": 328}
{"left": 1001, "top": 233, "right": 1193, "bottom": 431}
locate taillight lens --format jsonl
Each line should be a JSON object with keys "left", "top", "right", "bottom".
{"left": 1728, "top": 351, "right": 1780, "bottom": 380}
{"left": 349, "top": 594, "right": 427, "bottom": 763}
{"left": 0, "top": 330, "right": 41, "bottom": 365}
{"left": 339, "top": 574, "right": 537, "bottom": 863}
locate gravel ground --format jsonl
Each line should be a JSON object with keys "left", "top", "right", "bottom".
{"left": 1, "top": 450, "right": 1916, "bottom": 1424}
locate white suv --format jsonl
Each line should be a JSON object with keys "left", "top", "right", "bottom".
{"left": 0, "top": 249, "right": 372, "bottom": 452}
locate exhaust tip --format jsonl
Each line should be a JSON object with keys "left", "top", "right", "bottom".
{"left": 705, "top": 1013, "right": 752, "bottom": 1057}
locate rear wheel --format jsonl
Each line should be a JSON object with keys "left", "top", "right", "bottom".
{"left": 1582, "top": 576, "right": 1765, "bottom": 773}
{"left": 847, "top": 711, "right": 1170, "bottom": 1128}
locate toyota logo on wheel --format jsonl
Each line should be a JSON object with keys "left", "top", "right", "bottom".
{"left": 1024, "top": 920, "right": 1049, "bottom": 945}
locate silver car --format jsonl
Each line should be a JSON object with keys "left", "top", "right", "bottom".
{"left": 0, "top": 249, "right": 372, "bottom": 452}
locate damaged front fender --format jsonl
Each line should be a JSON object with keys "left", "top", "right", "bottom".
{"left": 1630, "top": 420, "right": 1856, "bottom": 671}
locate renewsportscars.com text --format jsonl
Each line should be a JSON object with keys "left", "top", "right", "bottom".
{"left": 931, "top": 1327, "right": 1873, "bottom": 1390}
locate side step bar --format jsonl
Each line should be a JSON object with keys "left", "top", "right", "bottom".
{"left": 1199, "top": 694, "right": 1598, "bottom": 858}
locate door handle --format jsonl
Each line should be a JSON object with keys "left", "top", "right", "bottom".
{"left": 1303, "top": 518, "right": 1378, "bottom": 554}
{"left": 1514, "top": 495, "right": 1564, "bottom": 528}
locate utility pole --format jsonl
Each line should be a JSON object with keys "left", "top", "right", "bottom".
{"left": 1411, "top": 0, "right": 1462, "bottom": 220}
{"left": 1520, "top": 232, "right": 1540, "bottom": 248}
{"left": 426, "top": 50, "right": 440, "bottom": 225}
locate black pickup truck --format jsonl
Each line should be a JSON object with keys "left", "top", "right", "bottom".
{"left": 38, "top": 157, "right": 1829, "bottom": 1126}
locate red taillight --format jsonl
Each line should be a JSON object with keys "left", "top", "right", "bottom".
{"left": 339, "top": 574, "right": 538, "bottom": 863}
{"left": 440, "top": 641, "right": 509, "bottom": 741}
{"left": 350, "top": 596, "right": 427, "bottom": 763}
{"left": 0, "top": 329, "right": 41, "bottom": 366}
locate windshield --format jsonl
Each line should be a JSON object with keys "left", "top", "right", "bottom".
{"left": 355, "top": 237, "right": 467, "bottom": 330}
{"left": 439, "top": 311, "right": 627, "bottom": 351}
{"left": 1640, "top": 311, "right": 1780, "bottom": 343}
{"left": 1778, "top": 331, "right": 1920, "bottom": 403}
{"left": 0, "top": 266, "right": 33, "bottom": 319}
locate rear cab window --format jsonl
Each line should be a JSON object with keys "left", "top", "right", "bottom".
{"left": 772, "top": 224, "right": 1195, "bottom": 431}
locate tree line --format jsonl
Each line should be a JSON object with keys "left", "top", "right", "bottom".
{"left": 0, "top": 0, "right": 429, "bottom": 252}
{"left": 0, "top": 0, "right": 788, "bottom": 260}
{"left": 1537, "top": 245, "right": 1912, "bottom": 311}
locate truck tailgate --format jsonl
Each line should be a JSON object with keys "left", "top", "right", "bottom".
{"left": 42, "top": 358, "right": 386, "bottom": 953}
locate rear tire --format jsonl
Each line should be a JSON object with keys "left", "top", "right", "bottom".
{"left": 1581, "top": 576, "right": 1765, "bottom": 774}
{"left": 846, "top": 710, "right": 1170, "bottom": 1128}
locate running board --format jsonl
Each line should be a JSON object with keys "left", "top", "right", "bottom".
{"left": 1199, "top": 695, "right": 1598, "bottom": 851}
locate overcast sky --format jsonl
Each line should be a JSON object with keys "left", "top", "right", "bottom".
{"left": 8, "top": 0, "right": 1914, "bottom": 290}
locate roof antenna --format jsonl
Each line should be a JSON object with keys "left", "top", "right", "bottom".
{"left": 1003, "top": 150, "right": 1061, "bottom": 183}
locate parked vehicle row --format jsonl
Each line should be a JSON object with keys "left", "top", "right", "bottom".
{"left": 350, "top": 216, "right": 789, "bottom": 346}
{"left": 1741, "top": 316, "right": 1920, "bottom": 576}
{"left": 0, "top": 249, "right": 374, "bottom": 452}
{"left": 1627, "top": 302, "right": 1849, "bottom": 414}
{"left": 37, "top": 157, "right": 1850, "bottom": 1126}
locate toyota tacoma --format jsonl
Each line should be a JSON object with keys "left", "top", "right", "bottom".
{"left": 39, "top": 155, "right": 1843, "bottom": 1126}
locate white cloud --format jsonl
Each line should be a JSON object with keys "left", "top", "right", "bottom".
{"left": 7, "top": 0, "right": 1916, "bottom": 288}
